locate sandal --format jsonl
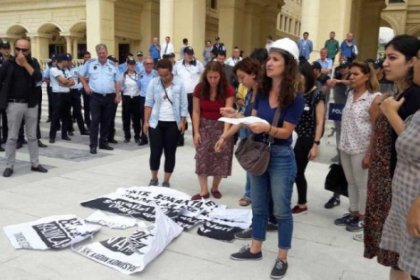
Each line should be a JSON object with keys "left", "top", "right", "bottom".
{"left": 239, "top": 196, "right": 251, "bottom": 206}
{"left": 191, "top": 193, "right": 210, "bottom": 200}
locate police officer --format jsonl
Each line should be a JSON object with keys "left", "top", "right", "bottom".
{"left": 81, "top": 51, "right": 91, "bottom": 129}
{"left": 79, "top": 44, "right": 121, "bottom": 154}
{"left": 49, "top": 53, "right": 74, "bottom": 143}
{"left": 106, "top": 55, "right": 119, "bottom": 144}
{"left": 67, "top": 55, "right": 89, "bottom": 136}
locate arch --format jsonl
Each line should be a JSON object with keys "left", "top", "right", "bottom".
{"left": 69, "top": 21, "right": 86, "bottom": 34}
{"left": 37, "top": 22, "right": 64, "bottom": 33}
{"left": 6, "top": 24, "right": 30, "bottom": 36}
{"left": 406, "top": 25, "right": 420, "bottom": 37}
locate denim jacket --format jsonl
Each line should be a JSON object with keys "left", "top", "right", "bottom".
{"left": 145, "top": 76, "right": 188, "bottom": 129}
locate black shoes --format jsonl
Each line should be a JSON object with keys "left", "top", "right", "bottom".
{"left": 62, "top": 136, "right": 72, "bottom": 141}
{"left": 124, "top": 138, "right": 130, "bottom": 143}
{"left": 270, "top": 259, "right": 288, "bottom": 279}
{"left": 16, "top": 142, "right": 23, "bottom": 149}
{"left": 108, "top": 139, "right": 118, "bottom": 144}
{"left": 138, "top": 139, "right": 148, "bottom": 146}
{"left": 68, "top": 131, "right": 74, "bottom": 136}
{"left": 3, "top": 168, "right": 13, "bottom": 177}
{"left": 49, "top": 138, "right": 55, "bottom": 144}
{"left": 38, "top": 140, "right": 48, "bottom": 148}
{"left": 325, "top": 196, "right": 340, "bottom": 209}
{"left": 230, "top": 245, "right": 262, "bottom": 261}
{"left": 31, "top": 164, "right": 48, "bottom": 173}
{"left": 0, "top": 145, "right": 4, "bottom": 152}
{"left": 234, "top": 228, "right": 252, "bottom": 240}
{"left": 81, "top": 130, "right": 90, "bottom": 135}
{"left": 99, "top": 144, "right": 114, "bottom": 150}
{"left": 90, "top": 146, "right": 97, "bottom": 154}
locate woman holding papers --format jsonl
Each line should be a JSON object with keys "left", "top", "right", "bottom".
{"left": 191, "top": 61, "right": 235, "bottom": 200}
{"left": 216, "top": 38, "right": 304, "bottom": 279}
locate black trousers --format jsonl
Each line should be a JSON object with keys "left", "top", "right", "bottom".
{"left": 149, "top": 121, "right": 180, "bottom": 173}
{"left": 107, "top": 103, "right": 118, "bottom": 142}
{"left": 49, "top": 92, "right": 72, "bottom": 140}
{"left": 0, "top": 110, "right": 7, "bottom": 143}
{"left": 139, "top": 96, "right": 147, "bottom": 142}
{"left": 82, "top": 89, "right": 91, "bottom": 129}
{"left": 122, "top": 95, "right": 141, "bottom": 141}
{"left": 36, "top": 85, "right": 42, "bottom": 139}
{"left": 47, "top": 85, "right": 53, "bottom": 119}
{"left": 90, "top": 93, "right": 115, "bottom": 147}
{"left": 293, "top": 136, "right": 314, "bottom": 205}
{"left": 68, "top": 89, "right": 86, "bottom": 134}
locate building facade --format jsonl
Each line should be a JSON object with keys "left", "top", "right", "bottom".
{"left": 0, "top": 0, "right": 303, "bottom": 63}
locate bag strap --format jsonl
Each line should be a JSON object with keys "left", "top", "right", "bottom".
{"left": 268, "top": 105, "right": 282, "bottom": 143}
{"left": 160, "top": 79, "right": 173, "bottom": 105}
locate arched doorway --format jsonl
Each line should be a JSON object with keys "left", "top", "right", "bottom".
{"left": 37, "top": 22, "right": 65, "bottom": 58}
{"left": 69, "top": 22, "right": 87, "bottom": 59}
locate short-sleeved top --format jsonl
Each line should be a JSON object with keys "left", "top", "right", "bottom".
{"left": 193, "top": 83, "right": 235, "bottom": 120}
{"left": 68, "top": 66, "right": 82, "bottom": 90}
{"left": 253, "top": 94, "right": 305, "bottom": 146}
{"left": 139, "top": 70, "right": 158, "bottom": 97}
{"left": 79, "top": 59, "right": 118, "bottom": 94}
{"left": 295, "top": 88, "right": 325, "bottom": 138}
{"left": 339, "top": 90, "right": 381, "bottom": 155}
{"left": 390, "top": 84, "right": 420, "bottom": 175}
{"left": 50, "top": 66, "right": 71, "bottom": 93}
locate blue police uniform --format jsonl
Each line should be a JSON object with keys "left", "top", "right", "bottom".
{"left": 80, "top": 59, "right": 118, "bottom": 150}
{"left": 68, "top": 65, "right": 88, "bottom": 135}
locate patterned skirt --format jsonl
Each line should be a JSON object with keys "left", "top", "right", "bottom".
{"left": 195, "top": 118, "right": 233, "bottom": 177}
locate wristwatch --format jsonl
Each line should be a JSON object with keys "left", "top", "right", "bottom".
{"left": 313, "top": 140, "right": 320, "bottom": 145}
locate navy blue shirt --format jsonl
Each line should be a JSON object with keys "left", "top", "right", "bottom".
{"left": 253, "top": 94, "right": 304, "bottom": 146}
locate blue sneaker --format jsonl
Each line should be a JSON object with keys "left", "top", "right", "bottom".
{"left": 346, "top": 219, "right": 364, "bottom": 232}
{"left": 334, "top": 213, "right": 353, "bottom": 226}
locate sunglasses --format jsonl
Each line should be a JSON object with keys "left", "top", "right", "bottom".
{"left": 15, "top": 47, "right": 29, "bottom": 52}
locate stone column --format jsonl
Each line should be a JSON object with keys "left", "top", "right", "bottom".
{"left": 65, "top": 36, "right": 72, "bottom": 55}
{"left": 139, "top": 0, "right": 160, "bottom": 55}
{"left": 73, "top": 38, "right": 79, "bottom": 58}
{"left": 86, "top": 0, "right": 116, "bottom": 56}
{"left": 160, "top": 0, "right": 174, "bottom": 43}
{"left": 28, "top": 33, "right": 51, "bottom": 61}
{"left": 173, "top": 0, "right": 206, "bottom": 59}
{"left": 217, "top": 0, "right": 244, "bottom": 55}
{"left": 300, "top": 0, "right": 320, "bottom": 60}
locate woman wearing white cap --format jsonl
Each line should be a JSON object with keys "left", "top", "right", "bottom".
{"left": 216, "top": 38, "right": 304, "bottom": 279}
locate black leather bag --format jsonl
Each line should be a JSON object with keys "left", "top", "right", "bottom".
{"left": 234, "top": 107, "right": 281, "bottom": 176}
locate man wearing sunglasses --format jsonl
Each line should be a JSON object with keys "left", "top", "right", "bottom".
{"left": 0, "top": 38, "right": 47, "bottom": 177}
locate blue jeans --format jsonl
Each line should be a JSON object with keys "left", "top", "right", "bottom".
{"left": 243, "top": 172, "right": 251, "bottom": 199}
{"left": 250, "top": 145, "right": 296, "bottom": 249}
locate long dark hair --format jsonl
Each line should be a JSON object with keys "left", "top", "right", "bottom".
{"left": 298, "top": 60, "right": 315, "bottom": 93}
{"left": 233, "top": 57, "right": 260, "bottom": 82}
{"left": 261, "top": 51, "right": 299, "bottom": 109}
{"left": 385, "top": 34, "right": 420, "bottom": 86}
{"left": 200, "top": 61, "right": 229, "bottom": 100}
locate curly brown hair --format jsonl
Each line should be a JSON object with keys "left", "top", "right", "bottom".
{"left": 261, "top": 51, "right": 299, "bottom": 109}
{"left": 199, "top": 61, "right": 229, "bottom": 100}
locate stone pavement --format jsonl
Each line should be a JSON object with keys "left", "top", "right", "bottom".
{"left": 0, "top": 93, "right": 388, "bottom": 280}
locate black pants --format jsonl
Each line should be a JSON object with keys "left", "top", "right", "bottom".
{"left": 68, "top": 89, "right": 86, "bottom": 134}
{"left": 82, "top": 89, "right": 91, "bottom": 129}
{"left": 122, "top": 95, "right": 141, "bottom": 141}
{"left": 412, "top": 276, "right": 419, "bottom": 280}
{"left": 90, "top": 93, "right": 115, "bottom": 147}
{"left": 36, "top": 85, "right": 42, "bottom": 139}
{"left": 47, "top": 85, "right": 53, "bottom": 119}
{"left": 149, "top": 121, "right": 180, "bottom": 173}
{"left": 139, "top": 96, "right": 147, "bottom": 142}
{"left": 50, "top": 92, "right": 72, "bottom": 140}
{"left": 0, "top": 110, "right": 7, "bottom": 143}
{"left": 107, "top": 103, "right": 118, "bottom": 142}
{"left": 294, "top": 137, "right": 314, "bottom": 205}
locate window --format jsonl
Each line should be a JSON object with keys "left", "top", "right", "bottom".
{"left": 210, "top": 0, "right": 217, "bottom": 9}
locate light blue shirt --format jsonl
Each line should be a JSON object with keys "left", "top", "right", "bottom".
{"left": 139, "top": 70, "right": 158, "bottom": 97}
{"left": 297, "top": 39, "right": 313, "bottom": 60}
{"left": 145, "top": 76, "right": 188, "bottom": 129}
{"left": 317, "top": 58, "right": 333, "bottom": 77}
{"left": 68, "top": 65, "right": 83, "bottom": 90}
{"left": 79, "top": 59, "right": 118, "bottom": 94}
{"left": 136, "top": 61, "right": 145, "bottom": 74}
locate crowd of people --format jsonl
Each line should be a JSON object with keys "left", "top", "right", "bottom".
{"left": 0, "top": 31, "right": 419, "bottom": 280}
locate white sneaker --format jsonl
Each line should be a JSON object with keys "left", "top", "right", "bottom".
{"left": 353, "top": 233, "right": 363, "bottom": 242}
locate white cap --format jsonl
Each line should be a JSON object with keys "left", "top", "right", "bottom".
{"left": 269, "top": 38, "right": 299, "bottom": 60}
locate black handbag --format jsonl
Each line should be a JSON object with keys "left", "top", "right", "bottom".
{"left": 234, "top": 107, "right": 281, "bottom": 176}
{"left": 324, "top": 163, "right": 348, "bottom": 197}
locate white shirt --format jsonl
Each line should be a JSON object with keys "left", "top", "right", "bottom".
{"left": 122, "top": 73, "right": 140, "bottom": 97}
{"left": 50, "top": 67, "right": 71, "bottom": 93}
{"left": 339, "top": 90, "right": 381, "bottom": 155}
{"left": 173, "top": 60, "right": 204, "bottom": 93}
{"left": 162, "top": 42, "right": 175, "bottom": 55}
{"left": 225, "top": 57, "right": 242, "bottom": 67}
{"left": 158, "top": 85, "right": 175, "bottom": 121}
